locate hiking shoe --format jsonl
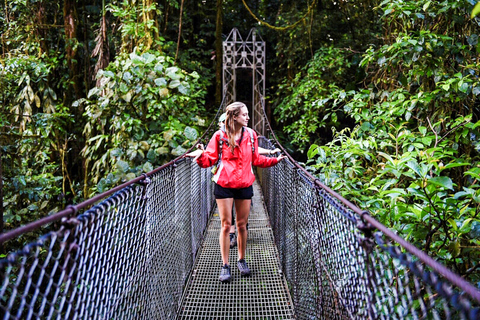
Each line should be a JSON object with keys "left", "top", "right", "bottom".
{"left": 237, "top": 259, "right": 251, "bottom": 276}
{"left": 229, "top": 233, "right": 237, "bottom": 248}
{"left": 219, "top": 264, "right": 232, "bottom": 283}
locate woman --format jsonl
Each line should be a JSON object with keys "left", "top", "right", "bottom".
{"left": 186, "top": 102, "right": 285, "bottom": 282}
{"left": 217, "top": 112, "right": 281, "bottom": 249}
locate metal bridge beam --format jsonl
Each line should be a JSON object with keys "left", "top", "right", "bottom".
{"left": 223, "top": 28, "right": 266, "bottom": 135}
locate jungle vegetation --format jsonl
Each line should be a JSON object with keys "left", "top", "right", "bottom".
{"left": 1, "top": 0, "right": 479, "bottom": 285}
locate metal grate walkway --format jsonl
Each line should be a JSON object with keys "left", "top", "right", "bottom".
{"left": 178, "top": 180, "right": 295, "bottom": 319}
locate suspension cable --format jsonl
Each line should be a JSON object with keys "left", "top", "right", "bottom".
{"left": 241, "top": 0, "right": 317, "bottom": 31}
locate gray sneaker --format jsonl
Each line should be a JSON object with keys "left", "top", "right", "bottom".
{"left": 229, "top": 233, "right": 237, "bottom": 248}
{"left": 219, "top": 264, "right": 232, "bottom": 283}
{"left": 237, "top": 259, "right": 251, "bottom": 276}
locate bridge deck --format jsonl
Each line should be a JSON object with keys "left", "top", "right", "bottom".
{"left": 178, "top": 181, "right": 295, "bottom": 319}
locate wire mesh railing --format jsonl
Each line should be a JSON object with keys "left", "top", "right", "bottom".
{"left": 258, "top": 135, "right": 480, "bottom": 319}
{"left": 1, "top": 100, "right": 480, "bottom": 319}
{"left": 0, "top": 97, "right": 229, "bottom": 320}
{"left": 0, "top": 160, "right": 216, "bottom": 319}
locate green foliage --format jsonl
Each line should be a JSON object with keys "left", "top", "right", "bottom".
{"left": 1, "top": 56, "right": 58, "bottom": 123}
{"left": 0, "top": 54, "right": 75, "bottom": 230}
{"left": 1, "top": 0, "right": 44, "bottom": 55}
{"left": 472, "top": 2, "right": 480, "bottom": 19}
{"left": 308, "top": 115, "right": 480, "bottom": 278}
{"left": 303, "top": 0, "right": 480, "bottom": 281}
{"left": 108, "top": 0, "right": 161, "bottom": 51}
{"left": 1, "top": 0, "right": 218, "bottom": 240}
{"left": 262, "top": 0, "right": 379, "bottom": 80}
{"left": 80, "top": 50, "right": 207, "bottom": 194}
{"left": 274, "top": 46, "right": 353, "bottom": 149}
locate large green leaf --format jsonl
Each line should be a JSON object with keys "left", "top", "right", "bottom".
{"left": 88, "top": 87, "right": 100, "bottom": 98}
{"left": 156, "top": 147, "right": 170, "bottom": 155}
{"left": 172, "top": 146, "right": 187, "bottom": 156}
{"left": 103, "top": 71, "right": 115, "bottom": 78}
{"left": 178, "top": 84, "right": 189, "bottom": 95}
{"left": 471, "top": 2, "right": 480, "bottom": 19}
{"left": 428, "top": 176, "right": 454, "bottom": 190}
{"left": 307, "top": 144, "right": 319, "bottom": 159}
{"left": 442, "top": 162, "right": 470, "bottom": 169}
{"left": 168, "top": 79, "right": 181, "bottom": 89}
{"left": 123, "top": 72, "right": 133, "bottom": 82}
{"left": 406, "top": 160, "right": 422, "bottom": 177}
{"left": 165, "top": 67, "right": 181, "bottom": 80}
{"left": 116, "top": 160, "right": 130, "bottom": 174}
{"left": 184, "top": 126, "right": 198, "bottom": 141}
{"left": 143, "top": 162, "right": 154, "bottom": 173}
{"left": 154, "top": 64, "right": 164, "bottom": 73}
{"left": 155, "top": 78, "right": 167, "bottom": 87}
{"left": 143, "top": 53, "right": 156, "bottom": 64}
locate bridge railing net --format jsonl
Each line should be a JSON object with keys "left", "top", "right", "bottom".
{"left": 0, "top": 160, "right": 215, "bottom": 320}
{"left": 258, "top": 137, "right": 479, "bottom": 320}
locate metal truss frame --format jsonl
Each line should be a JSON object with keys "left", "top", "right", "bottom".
{"left": 223, "top": 28, "right": 266, "bottom": 135}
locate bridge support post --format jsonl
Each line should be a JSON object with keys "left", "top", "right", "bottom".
{"left": 223, "top": 28, "right": 266, "bottom": 136}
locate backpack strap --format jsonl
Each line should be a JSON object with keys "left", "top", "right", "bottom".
{"left": 245, "top": 127, "right": 255, "bottom": 154}
{"left": 218, "top": 129, "right": 225, "bottom": 162}
{"left": 211, "top": 130, "right": 225, "bottom": 178}
{"left": 218, "top": 127, "right": 255, "bottom": 161}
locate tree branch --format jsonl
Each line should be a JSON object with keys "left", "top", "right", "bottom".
{"left": 175, "top": 0, "right": 185, "bottom": 63}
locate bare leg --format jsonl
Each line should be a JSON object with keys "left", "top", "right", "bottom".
{"left": 234, "top": 199, "right": 251, "bottom": 260}
{"left": 217, "top": 198, "right": 233, "bottom": 265}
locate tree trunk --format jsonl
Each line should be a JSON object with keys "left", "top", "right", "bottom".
{"left": 92, "top": 0, "right": 110, "bottom": 86}
{"left": 163, "top": 0, "right": 169, "bottom": 34}
{"left": 64, "top": 0, "right": 82, "bottom": 100}
{"left": 215, "top": 0, "right": 223, "bottom": 106}
{"left": 141, "top": 0, "right": 156, "bottom": 50}
{"left": 35, "top": 1, "right": 48, "bottom": 54}
{"left": 175, "top": 0, "right": 185, "bottom": 62}
{"left": 82, "top": 0, "right": 91, "bottom": 97}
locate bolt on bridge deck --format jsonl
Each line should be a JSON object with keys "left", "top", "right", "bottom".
{"left": 178, "top": 181, "right": 295, "bottom": 319}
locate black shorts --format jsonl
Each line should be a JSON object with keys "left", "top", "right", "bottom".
{"left": 214, "top": 184, "right": 254, "bottom": 199}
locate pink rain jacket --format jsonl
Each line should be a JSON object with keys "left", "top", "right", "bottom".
{"left": 196, "top": 128, "right": 278, "bottom": 189}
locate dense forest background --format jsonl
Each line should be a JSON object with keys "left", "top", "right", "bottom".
{"left": 1, "top": 0, "right": 479, "bottom": 285}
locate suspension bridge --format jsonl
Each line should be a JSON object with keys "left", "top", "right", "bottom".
{"left": 1, "top": 29, "right": 480, "bottom": 320}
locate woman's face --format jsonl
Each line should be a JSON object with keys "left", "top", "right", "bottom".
{"left": 234, "top": 106, "right": 250, "bottom": 127}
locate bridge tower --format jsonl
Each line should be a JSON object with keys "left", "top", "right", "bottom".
{"left": 223, "top": 28, "right": 266, "bottom": 136}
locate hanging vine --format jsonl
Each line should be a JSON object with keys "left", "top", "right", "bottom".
{"left": 241, "top": 0, "right": 317, "bottom": 31}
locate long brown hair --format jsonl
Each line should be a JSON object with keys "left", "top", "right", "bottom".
{"left": 224, "top": 102, "right": 246, "bottom": 153}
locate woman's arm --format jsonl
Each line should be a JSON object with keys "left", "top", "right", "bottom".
{"left": 185, "top": 144, "right": 205, "bottom": 161}
{"left": 186, "top": 131, "right": 221, "bottom": 168}
{"left": 258, "top": 147, "right": 281, "bottom": 155}
{"left": 251, "top": 132, "right": 286, "bottom": 167}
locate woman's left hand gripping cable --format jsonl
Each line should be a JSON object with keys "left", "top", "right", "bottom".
{"left": 185, "top": 143, "right": 205, "bottom": 161}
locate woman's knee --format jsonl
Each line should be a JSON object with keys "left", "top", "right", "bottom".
{"left": 221, "top": 222, "right": 231, "bottom": 233}
{"left": 236, "top": 221, "right": 247, "bottom": 232}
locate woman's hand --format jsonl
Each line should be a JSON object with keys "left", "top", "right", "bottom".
{"left": 270, "top": 148, "right": 281, "bottom": 155}
{"left": 185, "top": 144, "right": 204, "bottom": 161}
{"left": 276, "top": 154, "right": 287, "bottom": 161}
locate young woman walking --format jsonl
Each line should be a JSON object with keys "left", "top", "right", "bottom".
{"left": 186, "top": 102, "right": 285, "bottom": 282}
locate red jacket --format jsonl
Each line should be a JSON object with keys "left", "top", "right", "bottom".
{"left": 196, "top": 127, "right": 279, "bottom": 189}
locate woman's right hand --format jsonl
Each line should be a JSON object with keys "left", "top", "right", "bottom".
{"left": 185, "top": 144, "right": 205, "bottom": 161}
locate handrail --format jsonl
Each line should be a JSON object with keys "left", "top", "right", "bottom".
{"left": 0, "top": 158, "right": 174, "bottom": 245}
{"left": 2, "top": 97, "right": 479, "bottom": 308}
{"left": 261, "top": 106, "right": 480, "bottom": 304}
